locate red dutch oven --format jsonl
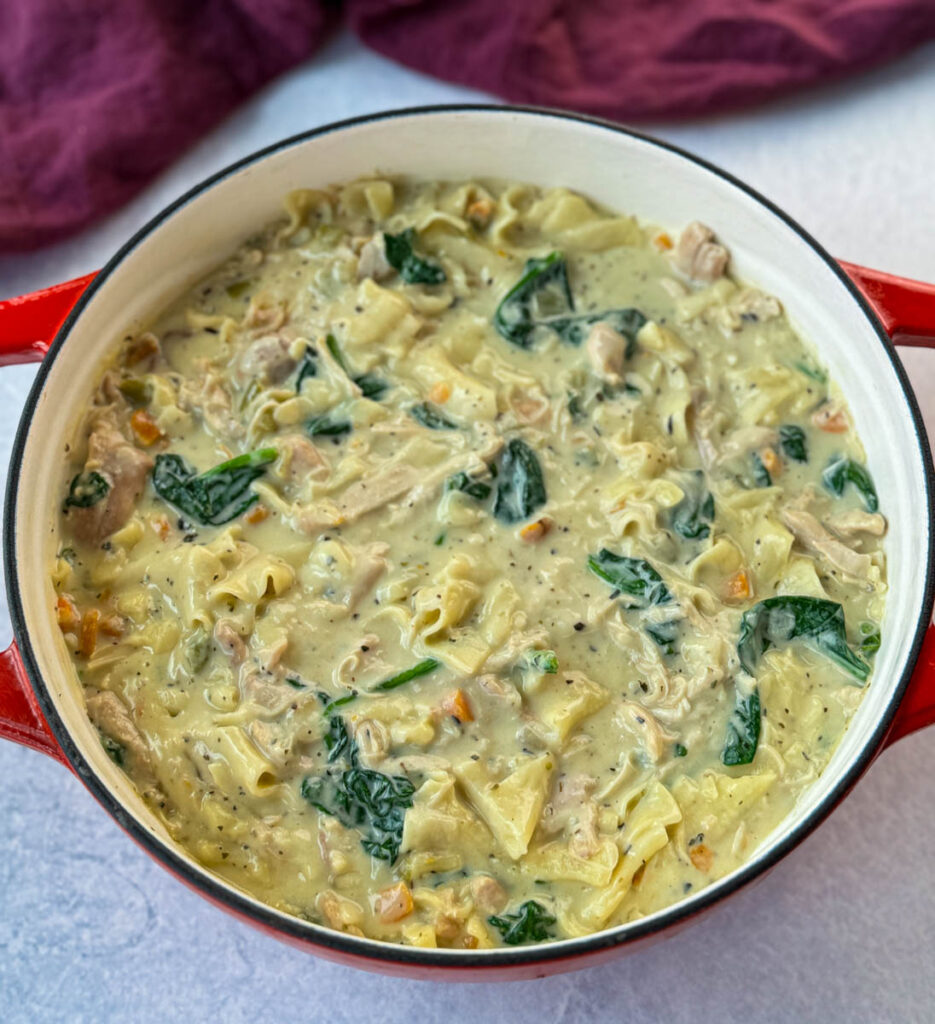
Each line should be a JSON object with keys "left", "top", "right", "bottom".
{"left": 1, "top": 107, "right": 934, "bottom": 981}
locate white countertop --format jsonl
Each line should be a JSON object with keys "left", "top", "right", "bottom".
{"left": 1, "top": 31, "right": 933, "bottom": 1023}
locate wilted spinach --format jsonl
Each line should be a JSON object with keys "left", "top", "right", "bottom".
{"left": 409, "top": 402, "right": 456, "bottom": 430}
{"left": 383, "top": 228, "right": 446, "bottom": 285}
{"left": 587, "top": 550, "right": 673, "bottom": 608}
{"left": 295, "top": 346, "right": 318, "bottom": 391}
{"left": 794, "top": 361, "right": 827, "bottom": 384}
{"left": 488, "top": 901, "right": 557, "bottom": 945}
{"left": 100, "top": 734, "right": 125, "bottom": 767}
{"left": 307, "top": 414, "right": 352, "bottom": 437}
{"left": 63, "top": 471, "right": 110, "bottom": 510}
{"left": 644, "top": 620, "right": 680, "bottom": 656}
{"left": 522, "top": 649, "right": 559, "bottom": 674}
{"left": 737, "top": 596, "right": 869, "bottom": 683}
{"left": 493, "top": 251, "right": 645, "bottom": 354}
{"left": 722, "top": 687, "right": 761, "bottom": 766}
{"left": 374, "top": 658, "right": 440, "bottom": 692}
{"left": 152, "top": 448, "right": 277, "bottom": 526}
{"left": 822, "top": 456, "right": 879, "bottom": 513}
{"left": 325, "top": 334, "right": 388, "bottom": 400}
{"left": 779, "top": 424, "right": 808, "bottom": 464}
{"left": 858, "top": 621, "right": 881, "bottom": 658}
{"left": 493, "top": 439, "right": 547, "bottom": 523}
{"left": 446, "top": 471, "right": 492, "bottom": 501}
{"left": 670, "top": 474, "right": 715, "bottom": 540}
{"left": 751, "top": 452, "right": 772, "bottom": 488}
{"left": 302, "top": 717, "right": 414, "bottom": 862}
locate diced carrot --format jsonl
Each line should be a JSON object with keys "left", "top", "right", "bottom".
{"left": 519, "top": 517, "right": 552, "bottom": 543}
{"left": 245, "top": 504, "right": 270, "bottom": 525}
{"left": 428, "top": 381, "right": 452, "bottom": 404}
{"left": 150, "top": 514, "right": 171, "bottom": 540}
{"left": 130, "top": 409, "right": 163, "bottom": 446}
{"left": 759, "top": 447, "right": 782, "bottom": 476}
{"left": 441, "top": 688, "right": 474, "bottom": 724}
{"left": 99, "top": 614, "right": 125, "bottom": 638}
{"left": 56, "top": 594, "right": 80, "bottom": 632}
{"left": 812, "top": 406, "right": 849, "bottom": 433}
{"left": 79, "top": 609, "right": 100, "bottom": 658}
{"left": 466, "top": 198, "right": 495, "bottom": 228}
{"left": 653, "top": 232, "right": 673, "bottom": 251}
{"left": 726, "top": 569, "right": 752, "bottom": 602}
{"left": 689, "top": 843, "right": 714, "bottom": 873}
{"left": 125, "top": 333, "right": 159, "bottom": 365}
{"left": 375, "top": 882, "right": 413, "bottom": 923}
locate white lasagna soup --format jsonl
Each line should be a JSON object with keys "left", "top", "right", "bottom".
{"left": 53, "top": 178, "right": 886, "bottom": 948}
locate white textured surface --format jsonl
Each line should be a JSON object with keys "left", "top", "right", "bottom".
{"left": 1, "top": 30, "right": 933, "bottom": 1023}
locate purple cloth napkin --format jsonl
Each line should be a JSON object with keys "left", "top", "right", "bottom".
{"left": 2, "top": 0, "right": 934, "bottom": 253}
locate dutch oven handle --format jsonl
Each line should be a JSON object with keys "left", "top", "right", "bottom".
{"left": 0, "top": 266, "right": 932, "bottom": 760}
{"left": 0, "top": 274, "right": 97, "bottom": 765}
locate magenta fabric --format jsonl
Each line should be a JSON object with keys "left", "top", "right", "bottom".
{"left": 2, "top": 1, "right": 934, "bottom": 252}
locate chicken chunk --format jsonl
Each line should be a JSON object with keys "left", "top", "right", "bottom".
{"left": 278, "top": 433, "right": 330, "bottom": 481}
{"left": 240, "top": 333, "right": 296, "bottom": 384}
{"left": 586, "top": 322, "right": 627, "bottom": 383}
{"left": 66, "top": 417, "right": 152, "bottom": 546}
{"left": 674, "top": 221, "right": 729, "bottom": 282}
{"left": 781, "top": 507, "right": 871, "bottom": 579}
{"left": 85, "top": 690, "right": 152, "bottom": 774}
{"left": 826, "top": 509, "right": 887, "bottom": 538}
{"left": 357, "top": 233, "right": 392, "bottom": 281}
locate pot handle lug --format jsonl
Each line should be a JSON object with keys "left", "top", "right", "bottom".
{"left": 886, "top": 626, "right": 935, "bottom": 745}
{"left": 0, "top": 272, "right": 97, "bottom": 366}
{"left": 840, "top": 261, "right": 935, "bottom": 346}
{"left": 0, "top": 641, "right": 67, "bottom": 763}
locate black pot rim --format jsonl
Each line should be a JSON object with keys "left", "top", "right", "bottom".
{"left": 6, "top": 103, "right": 935, "bottom": 972}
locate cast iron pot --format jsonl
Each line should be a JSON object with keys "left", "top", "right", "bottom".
{"left": 1, "top": 106, "right": 934, "bottom": 981}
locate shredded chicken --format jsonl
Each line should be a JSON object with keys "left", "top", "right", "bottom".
{"left": 616, "top": 700, "right": 672, "bottom": 763}
{"left": 239, "top": 334, "right": 296, "bottom": 384}
{"left": 278, "top": 433, "right": 330, "bottom": 481}
{"left": 215, "top": 619, "right": 247, "bottom": 664}
{"left": 85, "top": 691, "right": 152, "bottom": 774}
{"left": 541, "top": 773, "right": 601, "bottom": 858}
{"left": 827, "top": 509, "right": 887, "bottom": 538}
{"left": 357, "top": 233, "right": 392, "bottom": 281}
{"left": 335, "top": 463, "right": 422, "bottom": 522}
{"left": 469, "top": 875, "right": 507, "bottom": 914}
{"left": 348, "top": 544, "right": 391, "bottom": 611}
{"left": 66, "top": 416, "right": 153, "bottom": 545}
{"left": 586, "top": 322, "right": 627, "bottom": 383}
{"left": 781, "top": 507, "right": 872, "bottom": 579}
{"left": 673, "top": 221, "right": 729, "bottom": 282}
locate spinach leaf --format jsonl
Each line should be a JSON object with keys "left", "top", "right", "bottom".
{"left": 383, "top": 228, "right": 446, "bottom": 285}
{"left": 494, "top": 252, "right": 573, "bottom": 348}
{"left": 523, "top": 649, "right": 559, "bottom": 674}
{"left": 822, "top": 456, "right": 879, "bottom": 513}
{"left": 295, "top": 346, "right": 318, "bottom": 392}
{"left": 493, "top": 439, "right": 547, "bottom": 523}
{"left": 751, "top": 452, "right": 772, "bottom": 488}
{"left": 779, "top": 424, "right": 808, "bottom": 463}
{"left": 285, "top": 676, "right": 307, "bottom": 690}
{"left": 547, "top": 307, "right": 646, "bottom": 354}
{"left": 722, "top": 687, "right": 761, "bottom": 766}
{"left": 794, "top": 361, "right": 827, "bottom": 384}
{"left": 152, "top": 449, "right": 277, "bottom": 526}
{"left": 307, "top": 414, "right": 352, "bottom": 437}
{"left": 858, "top": 621, "right": 881, "bottom": 657}
{"left": 409, "top": 402, "right": 456, "bottom": 430}
{"left": 567, "top": 391, "right": 585, "bottom": 422}
{"left": 673, "top": 743, "right": 688, "bottom": 758}
{"left": 64, "top": 471, "right": 110, "bottom": 510}
{"left": 446, "top": 471, "right": 492, "bottom": 501}
{"left": 325, "top": 334, "right": 388, "bottom": 400}
{"left": 587, "top": 550, "right": 673, "bottom": 608}
{"left": 493, "top": 252, "right": 646, "bottom": 353}
{"left": 374, "top": 658, "right": 440, "bottom": 692}
{"left": 323, "top": 692, "right": 358, "bottom": 716}
{"left": 670, "top": 474, "right": 714, "bottom": 540}
{"left": 302, "top": 717, "right": 414, "bottom": 862}
{"left": 488, "top": 901, "right": 556, "bottom": 945}
{"left": 645, "top": 620, "right": 680, "bottom": 656}
{"left": 738, "top": 596, "right": 870, "bottom": 683}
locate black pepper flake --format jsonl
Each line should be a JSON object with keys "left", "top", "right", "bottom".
{"left": 573, "top": 621, "right": 585, "bottom": 632}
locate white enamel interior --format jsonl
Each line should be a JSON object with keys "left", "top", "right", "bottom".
{"left": 12, "top": 108, "right": 932, "bottom": 957}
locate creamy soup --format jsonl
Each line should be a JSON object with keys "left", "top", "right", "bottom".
{"left": 52, "top": 178, "right": 886, "bottom": 949}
